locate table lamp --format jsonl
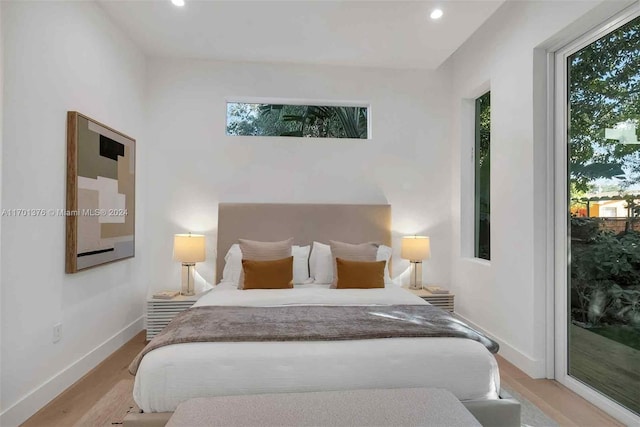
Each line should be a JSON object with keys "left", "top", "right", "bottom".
{"left": 401, "top": 236, "right": 431, "bottom": 290}
{"left": 173, "top": 233, "right": 206, "bottom": 296}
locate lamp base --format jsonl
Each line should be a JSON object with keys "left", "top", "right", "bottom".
{"left": 180, "top": 263, "right": 196, "bottom": 296}
{"left": 409, "top": 261, "right": 423, "bottom": 290}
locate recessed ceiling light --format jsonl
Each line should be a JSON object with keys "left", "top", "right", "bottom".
{"left": 171, "top": 0, "right": 185, "bottom": 7}
{"left": 430, "top": 8, "right": 443, "bottom": 20}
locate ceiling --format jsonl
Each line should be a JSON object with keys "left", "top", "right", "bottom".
{"left": 98, "top": 0, "right": 504, "bottom": 70}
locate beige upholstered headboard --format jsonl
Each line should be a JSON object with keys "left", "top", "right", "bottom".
{"left": 216, "top": 203, "right": 391, "bottom": 283}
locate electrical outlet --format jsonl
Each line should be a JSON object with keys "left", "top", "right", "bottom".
{"left": 53, "top": 323, "right": 62, "bottom": 343}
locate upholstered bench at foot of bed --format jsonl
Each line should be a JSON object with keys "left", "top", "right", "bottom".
{"left": 122, "top": 411, "right": 172, "bottom": 427}
{"left": 463, "top": 388, "right": 521, "bottom": 427}
{"left": 126, "top": 388, "right": 482, "bottom": 427}
{"left": 123, "top": 388, "right": 521, "bottom": 427}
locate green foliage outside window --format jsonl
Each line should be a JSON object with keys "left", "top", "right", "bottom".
{"left": 475, "top": 92, "right": 490, "bottom": 260}
{"left": 569, "top": 17, "right": 640, "bottom": 192}
{"left": 569, "top": 16, "right": 640, "bottom": 335}
{"left": 568, "top": 17, "right": 640, "bottom": 412}
{"left": 571, "top": 217, "right": 640, "bottom": 330}
{"left": 227, "top": 103, "right": 368, "bottom": 139}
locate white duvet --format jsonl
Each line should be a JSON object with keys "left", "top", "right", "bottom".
{"left": 134, "top": 284, "right": 500, "bottom": 413}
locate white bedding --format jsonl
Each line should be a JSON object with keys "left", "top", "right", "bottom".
{"left": 134, "top": 284, "right": 500, "bottom": 413}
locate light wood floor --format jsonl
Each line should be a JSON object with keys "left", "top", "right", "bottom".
{"left": 21, "top": 331, "right": 146, "bottom": 427}
{"left": 22, "top": 331, "right": 625, "bottom": 427}
{"left": 498, "top": 353, "right": 625, "bottom": 427}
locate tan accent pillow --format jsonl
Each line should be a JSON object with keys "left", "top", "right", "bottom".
{"left": 242, "top": 257, "right": 294, "bottom": 290}
{"left": 238, "top": 238, "right": 293, "bottom": 288}
{"left": 329, "top": 240, "right": 379, "bottom": 287}
{"left": 335, "top": 258, "right": 385, "bottom": 289}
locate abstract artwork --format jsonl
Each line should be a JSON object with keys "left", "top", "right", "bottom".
{"left": 66, "top": 112, "right": 135, "bottom": 273}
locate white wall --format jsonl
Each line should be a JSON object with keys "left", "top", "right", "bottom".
{"left": 0, "top": 2, "right": 146, "bottom": 425}
{"left": 145, "top": 59, "right": 453, "bottom": 291}
{"left": 446, "top": 0, "right": 623, "bottom": 377}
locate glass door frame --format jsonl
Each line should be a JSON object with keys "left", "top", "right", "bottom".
{"left": 554, "top": 4, "right": 640, "bottom": 425}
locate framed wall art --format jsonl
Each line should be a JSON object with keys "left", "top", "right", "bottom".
{"left": 66, "top": 112, "right": 135, "bottom": 273}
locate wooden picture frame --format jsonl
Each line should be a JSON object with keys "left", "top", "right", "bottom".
{"left": 66, "top": 112, "right": 136, "bottom": 273}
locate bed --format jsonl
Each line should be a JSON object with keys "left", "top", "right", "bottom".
{"left": 130, "top": 203, "right": 519, "bottom": 426}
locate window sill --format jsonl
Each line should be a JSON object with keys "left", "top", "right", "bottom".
{"left": 461, "top": 257, "right": 491, "bottom": 267}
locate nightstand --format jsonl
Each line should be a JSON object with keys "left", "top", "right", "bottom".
{"left": 146, "top": 292, "right": 205, "bottom": 340}
{"left": 405, "top": 287, "right": 455, "bottom": 312}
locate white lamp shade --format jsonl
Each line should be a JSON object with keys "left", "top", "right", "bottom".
{"left": 173, "top": 234, "right": 206, "bottom": 263}
{"left": 401, "top": 236, "right": 431, "bottom": 261}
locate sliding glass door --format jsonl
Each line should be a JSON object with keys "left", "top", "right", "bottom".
{"left": 562, "top": 12, "right": 640, "bottom": 418}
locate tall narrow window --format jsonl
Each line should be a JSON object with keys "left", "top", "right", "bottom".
{"left": 475, "top": 91, "right": 491, "bottom": 260}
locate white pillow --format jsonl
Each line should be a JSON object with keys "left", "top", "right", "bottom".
{"left": 221, "top": 244, "right": 311, "bottom": 286}
{"left": 376, "top": 244, "right": 394, "bottom": 285}
{"left": 221, "top": 244, "right": 243, "bottom": 285}
{"left": 292, "top": 245, "right": 311, "bottom": 284}
{"left": 310, "top": 241, "right": 333, "bottom": 284}
{"left": 310, "top": 241, "right": 394, "bottom": 285}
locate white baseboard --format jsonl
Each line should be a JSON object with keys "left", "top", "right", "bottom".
{"left": 0, "top": 316, "right": 144, "bottom": 427}
{"left": 455, "top": 313, "right": 546, "bottom": 379}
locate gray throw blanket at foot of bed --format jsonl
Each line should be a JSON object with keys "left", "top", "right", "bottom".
{"left": 129, "top": 304, "right": 499, "bottom": 375}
